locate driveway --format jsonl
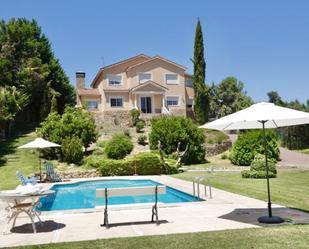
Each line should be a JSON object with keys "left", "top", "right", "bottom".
{"left": 278, "top": 147, "right": 309, "bottom": 169}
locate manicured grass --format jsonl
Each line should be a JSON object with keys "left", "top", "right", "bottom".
{"left": 174, "top": 169, "right": 309, "bottom": 211}
{"left": 181, "top": 153, "right": 235, "bottom": 170}
{"left": 12, "top": 225, "right": 309, "bottom": 249}
{"left": 0, "top": 131, "right": 38, "bottom": 190}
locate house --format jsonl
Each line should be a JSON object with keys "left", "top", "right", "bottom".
{"left": 76, "top": 54, "right": 194, "bottom": 122}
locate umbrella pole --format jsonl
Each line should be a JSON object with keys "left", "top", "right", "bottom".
{"left": 258, "top": 121, "right": 284, "bottom": 224}
{"left": 39, "top": 148, "right": 42, "bottom": 182}
{"left": 263, "top": 122, "right": 272, "bottom": 217}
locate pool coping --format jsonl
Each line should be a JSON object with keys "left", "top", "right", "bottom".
{"left": 39, "top": 175, "right": 207, "bottom": 215}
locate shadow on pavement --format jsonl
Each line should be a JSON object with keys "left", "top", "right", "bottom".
{"left": 11, "top": 220, "right": 65, "bottom": 234}
{"left": 101, "top": 220, "right": 169, "bottom": 228}
{"left": 219, "top": 207, "right": 309, "bottom": 227}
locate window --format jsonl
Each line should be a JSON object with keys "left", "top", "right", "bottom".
{"left": 110, "top": 97, "right": 123, "bottom": 107}
{"left": 139, "top": 73, "right": 151, "bottom": 83}
{"left": 185, "top": 78, "right": 193, "bottom": 86}
{"left": 107, "top": 74, "right": 122, "bottom": 85}
{"left": 187, "top": 98, "right": 193, "bottom": 108}
{"left": 165, "top": 74, "right": 179, "bottom": 84}
{"left": 166, "top": 96, "right": 179, "bottom": 106}
{"left": 86, "top": 101, "right": 98, "bottom": 109}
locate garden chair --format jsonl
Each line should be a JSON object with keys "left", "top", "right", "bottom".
{"left": 16, "top": 171, "right": 37, "bottom": 185}
{"left": 45, "top": 163, "right": 62, "bottom": 182}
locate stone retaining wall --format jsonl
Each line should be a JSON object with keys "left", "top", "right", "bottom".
{"left": 170, "top": 108, "right": 187, "bottom": 117}
{"left": 93, "top": 111, "right": 131, "bottom": 128}
{"left": 205, "top": 140, "right": 232, "bottom": 157}
{"left": 59, "top": 169, "right": 101, "bottom": 179}
{"left": 93, "top": 109, "right": 188, "bottom": 127}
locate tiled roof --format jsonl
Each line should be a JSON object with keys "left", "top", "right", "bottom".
{"left": 77, "top": 88, "right": 100, "bottom": 96}
{"left": 126, "top": 55, "right": 187, "bottom": 71}
{"left": 130, "top": 80, "right": 168, "bottom": 92}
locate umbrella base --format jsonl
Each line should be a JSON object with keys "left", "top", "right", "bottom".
{"left": 258, "top": 216, "right": 284, "bottom": 224}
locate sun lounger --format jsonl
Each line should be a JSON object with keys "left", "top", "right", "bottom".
{"left": 45, "top": 163, "right": 62, "bottom": 182}
{"left": 96, "top": 185, "right": 166, "bottom": 228}
{"left": 16, "top": 171, "right": 37, "bottom": 185}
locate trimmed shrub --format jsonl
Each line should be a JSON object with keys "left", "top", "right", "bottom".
{"left": 137, "top": 135, "right": 147, "bottom": 145}
{"left": 135, "top": 119, "right": 145, "bottom": 133}
{"left": 130, "top": 108, "right": 141, "bottom": 126}
{"left": 241, "top": 170, "right": 276, "bottom": 179}
{"left": 149, "top": 116, "right": 205, "bottom": 164}
{"left": 123, "top": 129, "right": 131, "bottom": 138}
{"left": 129, "top": 152, "right": 162, "bottom": 175}
{"left": 105, "top": 134, "right": 133, "bottom": 159}
{"left": 88, "top": 152, "right": 179, "bottom": 176}
{"left": 241, "top": 153, "right": 277, "bottom": 179}
{"left": 85, "top": 155, "right": 102, "bottom": 169}
{"left": 99, "top": 159, "right": 133, "bottom": 176}
{"left": 250, "top": 154, "right": 277, "bottom": 174}
{"left": 230, "top": 130, "right": 279, "bottom": 166}
{"left": 61, "top": 136, "right": 84, "bottom": 164}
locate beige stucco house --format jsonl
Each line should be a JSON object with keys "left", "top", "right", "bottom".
{"left": 76, "top": 54, "right": 194, "bottom": 120}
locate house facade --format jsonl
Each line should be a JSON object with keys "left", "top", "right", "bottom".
{"left": 76, "top": 54, "right": 194, "bottom": 120}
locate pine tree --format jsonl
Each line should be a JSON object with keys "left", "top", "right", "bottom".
{"left": 193, "top": 19, "right": 209, "bottom": 124}
{"left": 0, "top": 18, "right": 75, "bottom": 124}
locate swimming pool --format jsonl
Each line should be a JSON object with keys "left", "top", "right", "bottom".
{"left": 38, "top": 179, "right": 202, "bottom": 211}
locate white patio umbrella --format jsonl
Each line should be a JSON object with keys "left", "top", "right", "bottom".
{"left": 200, "top": 102, "right": 309, "bottom": 223}
{"left": 18, "top": 138, "right": 60, "bottom": 181}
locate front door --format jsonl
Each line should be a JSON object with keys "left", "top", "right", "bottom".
{"left": 140, "top": 96, "right": 152, "bottom": 113}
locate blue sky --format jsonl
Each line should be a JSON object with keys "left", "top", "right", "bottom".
{"left": 1, "top": 0, "right": 309, "bottom": 103}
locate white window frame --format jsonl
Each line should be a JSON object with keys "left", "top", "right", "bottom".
{"left": 165, "top": 73, "right": 179, "bottom": 85}
{"left": 109, "top": 96, "right": 124, "bottom": 108}
{"left": 85, "top": 100, "right": 99, "bottom": 110}
{"left": 166, "top": 96, "right": 180, "bottom": 107}
{"left": 185, "top": 78, "right": 193, "bottom": 86}
{"left": 138, "top": 72, "right": 152, "bottom": 84}
{"left": 107, "top": 74, "right": 122, "bottom": 86}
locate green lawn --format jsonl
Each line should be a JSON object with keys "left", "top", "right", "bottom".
{"left": 174, "top": 169, "right": 309, "bottom": 212}
{"left": 12, "top": 225, "right": 309, "bottom": 249}
{"left": 0, "top": 131, "right": 38, "bottom": 190}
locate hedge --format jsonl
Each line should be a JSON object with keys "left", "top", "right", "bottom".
{"left": 86, "top": 152, "right": 178, "bottom": 176}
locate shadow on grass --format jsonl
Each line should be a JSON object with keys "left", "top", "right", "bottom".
{"left": 219, "top": 207, "right": 309, "bottom": 227}
{"left": 0, "top": 124, "right": 37, "bottom": 167}
{"left": 10, "top": 220, "right": 65, "bottom": 234}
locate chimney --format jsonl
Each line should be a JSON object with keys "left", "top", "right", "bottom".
{"left": 76, "top": 72, "right": 85, "bottom": 89}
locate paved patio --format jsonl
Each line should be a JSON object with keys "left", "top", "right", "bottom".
{"left": 1, "top": 175, "right": 309, "bottom": 248}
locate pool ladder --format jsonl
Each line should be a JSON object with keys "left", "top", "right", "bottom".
{"left": 193, "top": 176, "right": 212, "bottom": 199}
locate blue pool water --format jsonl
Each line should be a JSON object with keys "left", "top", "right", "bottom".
{"left": 38, "top": 179, "right": 202, "bottom": 211}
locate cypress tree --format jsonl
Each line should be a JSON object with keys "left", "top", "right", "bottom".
{"left": 193, "top": 19, "right": 209, "bottom": 124}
